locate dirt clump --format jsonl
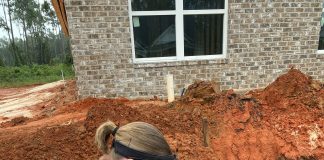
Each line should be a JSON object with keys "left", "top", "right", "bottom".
{"left": 0, "top": 116, "right": 30, "bottom": 128}
{"left": 183, "top": 80, "right": 221, "bottom": 101}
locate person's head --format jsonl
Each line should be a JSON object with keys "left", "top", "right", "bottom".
{"left": 95, "top": 121, "right": 176, "bottom": 160}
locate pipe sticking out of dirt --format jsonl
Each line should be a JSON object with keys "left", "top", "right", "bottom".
{"left": 166, "top": 74, "right": 175, "bottom": 102}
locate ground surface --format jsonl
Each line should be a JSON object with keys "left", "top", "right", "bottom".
{"left": 0, "top": 81, "right": 69, "bottom": 121}
{"left": 0, "top": 69, "right": 323, "bottom": 160}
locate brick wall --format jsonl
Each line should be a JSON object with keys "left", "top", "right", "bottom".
{"left": 65, "top": 0, "right": 324, "bottom": 99}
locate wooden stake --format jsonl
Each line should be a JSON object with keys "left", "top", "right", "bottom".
{"left": 61, "top": 70, "right": 65, "bottom": 81}
{"left": 202, "top": 117, "right": 209, "bottom": 147}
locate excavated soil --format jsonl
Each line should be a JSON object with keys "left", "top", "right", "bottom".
{"left": 182, "top": 80, "right": 221, "bottom": 101}
{"left": 0, "top": 69, "right": 323, "bottom": 160}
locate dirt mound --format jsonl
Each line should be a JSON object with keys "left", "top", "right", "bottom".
{"left": 84, "top": 104, "right": 142, "bottom": 133}
{"left": 183, "top": 80, "right": 221, "bottom": 101}
{"left": 176, "top": 69, "right": 323, "bottom": 159}
{"left": 0, "top": 69, "right": 323, "bottom": 159}
{"left": 39, "top": 80, "right": 78, "bottom": 112}
{"left": 261, "top": 69, "right": 322, "bottom": 109}
{"left": 0, "top": 122, "right": 101, "bottom": 160}
{"left": 56, "top": 98, "right": 120, "bottom": 114}
{"left": 254, "top": 69, "right": 324, "bottom": 158}
{"left": 84, "top": 102, "right": 217, "bottom": 159}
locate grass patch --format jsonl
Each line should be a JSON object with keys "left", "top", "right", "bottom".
{"left": 0, "top": 64, "right": 75, "bottom": 88}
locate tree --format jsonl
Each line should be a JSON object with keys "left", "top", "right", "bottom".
{"left": 0, "top": 0, "right": 72, "bottom": 66}
{"left": 1, "top": 0, "right": 20, "bottom": 65}
{"left": 0, "top": 56, "right": 4, "bottom": 66}
{"left": 1, "top": 0, "right": 10, "bottom": 41}
{"left": 0, "top": 18, "right": 9, "bottom": 31}
{"left": 13, "top": 0, "right": 28, "bottom": 64}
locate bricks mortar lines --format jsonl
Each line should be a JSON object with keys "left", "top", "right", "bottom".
{"left": 65, "top": 0, "right": 324, "bottom": 99}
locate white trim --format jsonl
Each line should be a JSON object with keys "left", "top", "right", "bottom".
{"left": 128, "top": 0, "right": 136, "bottom": 62}
{"left": 176, "top": 0, "right": 184, "bottom": 60}
{"left": 183, "top": 9, "right": 226, "bottom": 15}
{"left": 131, "top": 11, "right": 176, "bottom": 16}
{"left": 223, "top": 0, "right": 228, "bottom": 58}
{"left": 133, "top": 55, "right": 226, "bottom": 64}
{"left": 128, "top": 1, "right": 228, "bottom": 63}
{"left": 184, "top": 54, "right": 226, "bottom": 61}
{"left": 133, "top": 57, "right": 177, "bottom": 63}
{"left": 317, "top": 50, "right": 324, "bottom": 54}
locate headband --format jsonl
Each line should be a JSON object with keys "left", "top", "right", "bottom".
{"left": 112, "top": 126, "right": 119, "bottom": 136}
{"left": 112, "top": 140, "right": 177, "bottom": 160}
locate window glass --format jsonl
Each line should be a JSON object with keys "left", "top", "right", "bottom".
{"left": 132, "top": 0, "right": 175, "bottom": 11}
{"left": 133, "top": 16, "right": 176, "bottom": 58}
{"left": 184, "top": 14, "right": 223, "bottom": 56}
{"left": 319, "top": 3, "right": 324, "bottom": 50}
{"left": 184, "top": 0, "right": 224, "bottom": 10}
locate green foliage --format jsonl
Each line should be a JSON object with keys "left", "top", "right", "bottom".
{"left": 0, "top": 0, "right": 72, "bottom": 66}
{"left": 0, "top": 64, "right": 75, "bottom": 88}
{"left": 0, "top": 57, "right": 4, "bottom": 67}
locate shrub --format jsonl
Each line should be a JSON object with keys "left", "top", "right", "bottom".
{"left": 0, "top": 64, "right": 75, "bottom": 88}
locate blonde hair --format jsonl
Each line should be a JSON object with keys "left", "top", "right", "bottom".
{"left": 95, "top": 121, "right": 173, "bottom": 159}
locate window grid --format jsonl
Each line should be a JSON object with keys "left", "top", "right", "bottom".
{"left": 128, "top": 0, "right": 228, "bottom": 63}
{"left": 176, "top": 0, "right": 184, "bottom": 60}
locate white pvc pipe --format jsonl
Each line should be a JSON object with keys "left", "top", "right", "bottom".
{"left": 166, "top": 74, "right": 175, "bottom": 102}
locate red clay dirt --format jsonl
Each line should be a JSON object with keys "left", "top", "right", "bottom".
{"left": 182, "top": 80, "right": 221, "bottom": 100}
{"left": 0, "top": 69, "right": 323, "bottom": 160}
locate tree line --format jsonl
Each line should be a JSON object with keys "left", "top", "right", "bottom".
{"left": 0, "top": 0, "right": 72, "bottom": 67}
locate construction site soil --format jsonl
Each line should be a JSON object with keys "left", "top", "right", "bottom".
{"left": 0, "top": 69, "right": 323, "bottom": 160}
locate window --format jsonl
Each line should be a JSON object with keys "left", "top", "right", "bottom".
{"left": 128, "top": 0, "right": 228, "bottom": 63}
{"left": 318, "top": 2, "right": 324, "bottom": 54}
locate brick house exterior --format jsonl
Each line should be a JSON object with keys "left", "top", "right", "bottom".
{"left": 56, "top": 0, "right": 324, "bottom": 99}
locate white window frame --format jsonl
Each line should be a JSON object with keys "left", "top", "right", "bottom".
{"left": 317, "top": 50, "right": 324, "bottom": 54}
{"left": 128, "top": 0, "right": 228, "bottom": 63}
{"left": 318, "top": 7, "right": 324, "bottom": 54}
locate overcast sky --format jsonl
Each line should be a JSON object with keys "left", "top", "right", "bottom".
{"left": 0, "top": 0, "right": 46, "bottom": 39}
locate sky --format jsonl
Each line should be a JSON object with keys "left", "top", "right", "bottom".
{"left": 0, "top": 0, "right": 46, "bottom": 39}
